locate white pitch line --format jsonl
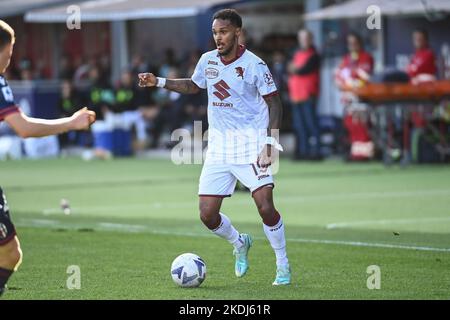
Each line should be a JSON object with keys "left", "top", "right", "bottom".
{"left": 41, "top": 188, "right": 450, "bottom": 215}
{"left": 290, "top": 189, "right": 450, "bottom": 202}
{"left": 97, "top": 222, "right": 148, "bottom": 233}
{"left": 125, "top": 228, "right": 450, "bottom": 253}
{"left": 20, "top": 218, "right": 60, "bottom": 225}
{"left": 15, "top": 218, "right": 450, "bottom": 253}
{"left": 284, "top": 238, "right": 450, "bottom": 252}
{"left": 42, "top": 203, "right": 165, "bottom": 215}
{"left": 326, "top": 217, "right": 450, "bottom": 230}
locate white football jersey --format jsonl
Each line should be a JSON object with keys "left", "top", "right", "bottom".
{"left": 191, "top": 45, "right": 278, "bottom": 164}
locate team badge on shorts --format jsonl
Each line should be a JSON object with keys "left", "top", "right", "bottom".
{"left": 0, "top": 223, "right": 7, "bottom": 240}
{"left": 251, "top": 163, "right": 270, "bottom": 181}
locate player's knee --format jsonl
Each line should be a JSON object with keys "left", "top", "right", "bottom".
{"left": 199, "top": 204, "right": 219, "bottom": 229}
{"left": 0, "top": 239, "right": 23, "bottom": 271}
{"left": 9, "top": 247, "right": 22, "bottom": 271}
{"left": 199, "top": 202, "right": 213, "bottom": 218}
{"left": 199, "top": 210, "right": 216, "bottom": 228}
{"left": 256, "top": 200, "right": 275, "bottom": 219}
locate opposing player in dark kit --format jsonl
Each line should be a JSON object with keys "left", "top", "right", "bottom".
{"left": 0, "top": 20, "right": 96, "bottom": 297}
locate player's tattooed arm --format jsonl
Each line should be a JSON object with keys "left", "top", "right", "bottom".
{"left": 138, "top": 73, "right": 200, "bottom": 94}
{"left": 5, "top": 107, "right": 95, "bottom": 138}
{"left": 264, "top": 93, "right": 283, "bottom": 135}
{"left": 164, "top": 79, "right": 201, "bottom": 94}
{"left": 258, "top": 93, "right": 283, "bottom": 168}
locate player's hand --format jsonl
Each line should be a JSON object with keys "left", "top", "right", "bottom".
{"left": 257, "top": 144, "right": 273, "bottom": 168}
{"left": 138, "top": 73, "right": 157, "bottom": 87}
{"left": 70, "top": 107, "right": 96, "bottom": 130}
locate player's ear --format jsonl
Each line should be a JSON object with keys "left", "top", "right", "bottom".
{"left": 235, "top": 27, "right": 241, "bottom": 38}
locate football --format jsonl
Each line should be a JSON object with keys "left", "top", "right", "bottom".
{"left": 170, "top": 253, "right": 206, "bottom": 288}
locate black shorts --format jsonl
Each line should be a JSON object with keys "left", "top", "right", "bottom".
{"left": 0, "top": 187, "right": 16, "bottom": 245}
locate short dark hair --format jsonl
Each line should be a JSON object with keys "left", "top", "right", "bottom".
{"left": 347, "top": 31, "right": 362, "bottom": 45}
{"left": 213, "top": 9, "right": 242, "bottom": 28}
{"left": 414, "top": 28, "right": 429, "bottom": 41}
{"left": 0, "top": 20, "right": 15, "bottom": 49}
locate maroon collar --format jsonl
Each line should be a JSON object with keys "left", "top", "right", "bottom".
{"left": 218, "top": 44, "right": 246, "bottom": 65}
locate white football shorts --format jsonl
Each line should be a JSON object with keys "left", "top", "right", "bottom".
{"left": 198, "top": 162, "right": 274, "bottom": 198}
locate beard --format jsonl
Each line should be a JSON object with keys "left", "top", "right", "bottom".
{"left": 217, "top": 36, "right": 237, "bottom": 57}
{"left": 218, "top": 45, "right": 233, "bottom": 56}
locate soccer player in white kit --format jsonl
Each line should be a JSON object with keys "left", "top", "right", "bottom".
{"left": 139, "top": 9, "right": 290, "bottom": 285}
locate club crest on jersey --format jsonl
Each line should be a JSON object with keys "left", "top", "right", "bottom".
{"left": 235, "top": 67, "right": 245, "bottom": 79}
{"left": 205, "top": 68, "right": 219, "bottom": 79}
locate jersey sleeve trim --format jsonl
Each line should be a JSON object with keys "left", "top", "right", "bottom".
{"left": 262, "top": 90, "right": 279, "bottom": 99}
{"left": 190, "top": 53, "right": 207, "bottom": 89}
{"left": 0, "top": 105, "right": 20, "bottom": 121}
{"left": 191, "top": 77, "right": 207, "bottom": 90}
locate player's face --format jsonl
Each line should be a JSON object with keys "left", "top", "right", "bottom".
{"left": 0, "top": 42, "right": 13, "bottom": 74}
{"left": 298, "top": 31, "right": 312, "bottom": 49}
{"left": 347, "top": 36, "right": 361, "bottom": 53}
{"left": 212, "top": 19, "right": 241, "bottom": 57}
{"left": 413, "top": 32, "right": 426, "bottom": 49}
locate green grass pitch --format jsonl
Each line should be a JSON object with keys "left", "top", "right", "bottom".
{"left": 1, "top": 158, "right": 449, "bottom": 299}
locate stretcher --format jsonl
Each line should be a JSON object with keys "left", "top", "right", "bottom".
{"left": 344, "top": 80, "right": 450, "bottom": 165}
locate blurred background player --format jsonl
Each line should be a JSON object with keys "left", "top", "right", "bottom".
{"left": 0, "top": 20, "right": 96, "bottom": 297}
{"left": 138, "top": 9, "right": 290, "bottom": 285}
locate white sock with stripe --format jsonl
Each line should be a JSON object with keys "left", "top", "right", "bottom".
{"left": 212, "top": 212, "right": 244, "bottom": 250}
{"left": 263, "top": 217, "right": 289, "bottom": 267}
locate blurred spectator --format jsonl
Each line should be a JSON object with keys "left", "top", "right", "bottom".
{"left": 406, "top": 30, "right": 437, "bottom": 161}
{"left": 270, "top": 50, "right": 292, "bottom": 133}
{"left": 58, "top": 80, "right": 80, "bottom": 148}
{"left": 131, "top": 54, "right": 151, "bottom": 76}
{"left": 114, "top": 69, "right": 149, "bottom": 151}
{"left": 18, "top": 58, "right": 33, "bottom": 81}
{"left": 99, "top": 54, "right": 112, "bottom": 86}
{"left": 149, "top": 67, "right": 185, "bottom": 148}
{"left": 335, "top": 33, "right": 374, "bottom": 161}
{"left": 87, "top": 66, "right": 115, "bottom": 159}
{"left": 159, "top": 48, "right": 178, "bottom": 78}
{"left": 406, "top": 29, "right": 437, "bottom": 84}
{"left": 288, "top": 29, "right": 321, "bottom": 160}
{"left": 181, "top": 51, "right": 208, "bottom": 132}
{"left": 335, "top": 32, "right": 373, "bottom": 90}
{"left": 131, "top": 53, "right": 157, "bottom": 113}
{"left": 73, "top": 57, "right": 92, "bottom": 91}
{"left": 59, "top": 56, "right": 75, "bottom": 80}
{"left": 182, "top": 91, "right": 207, "bottom": 133}
{"left": 271, "top": 51, "right": 287, "bottom": 91}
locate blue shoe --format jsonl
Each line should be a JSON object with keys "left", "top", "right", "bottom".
{"left": 273, "top": 264, "right": 291, "bottom": 285}
{"left": 233, "top": 234, "right": 252, "bottom": 277}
